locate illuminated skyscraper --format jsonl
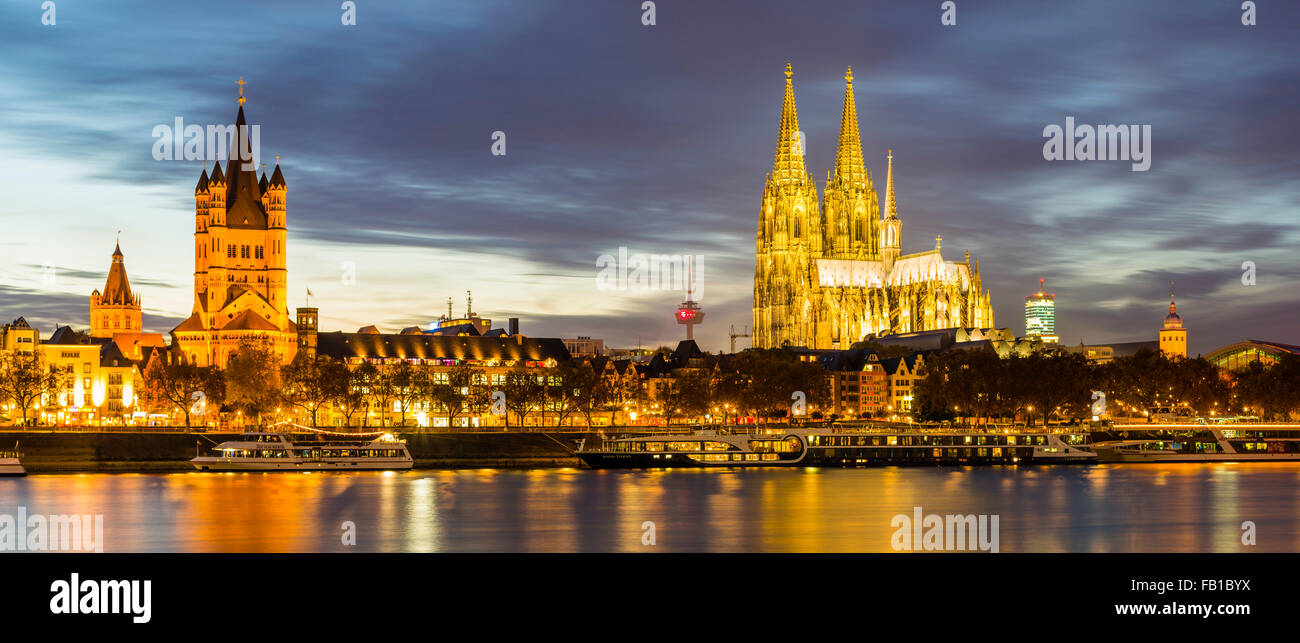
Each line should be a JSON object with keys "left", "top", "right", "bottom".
{"left": 1024, "top": 278, "right": 1058, "bottom": 343}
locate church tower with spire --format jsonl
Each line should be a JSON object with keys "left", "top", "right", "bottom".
{"left": 1159, "top": 282, "right": 1187, "bottom": 358}
{"left": 753, "top": 63, "right": 822, "bottom": 349}
{"left": 173, "top": 81, "right": 296, "bottom": 368}
{"left": 90, "top": 242, "right": 142, "bottom": 339}
{"left": 880, "top": 149, "right": 901, "bottom": 272}
{"left": 824, "top": 67, "right": 880, "bottom": 261}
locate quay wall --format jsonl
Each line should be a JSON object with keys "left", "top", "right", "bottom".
{"left": 0, "top": 429, "right": 608, "bottom": 473}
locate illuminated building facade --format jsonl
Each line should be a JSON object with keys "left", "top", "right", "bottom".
{"left": 1024, "top": 278, "right": 1058, "bottom": 343}
{"left": 172, "top": 88, "right": 297, "bottom": 368}
{"left": 1158, "top": 283, "right": 1187, "bottom": 359}
{"left": 753, "top": 64, "right": 994, "bottom": 349}
{"left": 90, "top": 243, "right": 142, "bottom": 339}
{"left": 308, "top": 328, "right": 570, "bottom": 427}
{"left": 1205, "top": 339, "right": 1300, "bottom": 371}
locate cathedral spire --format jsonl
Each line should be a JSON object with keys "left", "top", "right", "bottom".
{"left": 771, "top": 62, "right": 808, "bottom": 185}
{"left": 224, "top": 96, "right": 268, "bottom": 228}
{"left": 884, "top": 149, "right": 898, "bottom": 220}
{"left": 832, "top": 67, "right": 866, "bottom": 186}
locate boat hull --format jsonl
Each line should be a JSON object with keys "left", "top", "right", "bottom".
{"left": 577, "top": 451, "right": 1095, "bottom": 469}
{"left": 191, "top": 457, "right": 412, "bottom": 472}
{"left": 0, "top": 458, "right": 26, "bottom": 477}
{"left": 1095, "top": 449, "right": 1300, "bottom": 463}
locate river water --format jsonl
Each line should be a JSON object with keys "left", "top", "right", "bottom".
{"left": 3, "top": 464, "right": 1298, "bottom": 552}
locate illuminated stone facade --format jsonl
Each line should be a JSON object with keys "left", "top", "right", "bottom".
{"left": 753, "top": 65, "right": 995, "bottom": 349}
{"left": 172, "top": 93, "right": 297, "bottom": 367}
{"left": 89, "top": 243, "right": 142, "bottom": 339}
{"left": 1159, "top": 284, "right": 1187, "bottom": 359}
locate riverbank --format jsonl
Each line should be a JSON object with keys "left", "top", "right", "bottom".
{"left": 0, "top": 429, "right": 602, "bottom": 473}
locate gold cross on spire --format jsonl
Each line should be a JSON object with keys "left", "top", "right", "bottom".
{"left": 237, "top": 77, "right": 246, "bottom": 104}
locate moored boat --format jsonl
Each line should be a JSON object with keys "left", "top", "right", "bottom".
{"left": 0, "top": 443, "right": 26, "bottom": 477}
{"left": 577, "top": 425, "right": 1096, "bottom": 468}
{"left": 1091, "top": 424, "right": 1300, "bottom": 463}
{"left": 191, "top": 429, "right": 413, "bottom": 472}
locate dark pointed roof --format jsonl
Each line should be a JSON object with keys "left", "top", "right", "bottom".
{"left": 426, "top": 323, "right": 481, "bottom": 337}
{"left": 269, "top": 163, "right": 285, "bottom": 188}
{"left": 669, "top": 340, "right": 707, "bottom": 368}
{"left": 195, "top": 168, "right": 209, "bottom": 195}
{"left": 48, "top": 325, "right": 93, "bottom": 345}
{"left": 99, "top": 342, "right": 133, "bottom": 369}
{"left": 258, "top": 172, "right": 268, "bottom": 191}
{"left": 224, "top": 105, "right": 268, "bottom": 229}
{"left": 99, "top": 243, "right": 135, "bottom": 306}
{"left": 210, "top": 161, "right": 225, "bottom": 184}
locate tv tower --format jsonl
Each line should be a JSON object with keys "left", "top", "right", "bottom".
{"left": 676, "top": 287, "right": 704, "bottom": 342}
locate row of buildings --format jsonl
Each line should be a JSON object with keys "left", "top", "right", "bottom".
{"left": 2, "top": 81, "right": 1293, "bottom": 428}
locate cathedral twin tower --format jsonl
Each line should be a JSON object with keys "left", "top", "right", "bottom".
{"left": 753, "top": 64, "right": 995, "bottom": 349}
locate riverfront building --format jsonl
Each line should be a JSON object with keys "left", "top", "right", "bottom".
{"left": 172, "top": 88, "right": 297, "bottom": 368}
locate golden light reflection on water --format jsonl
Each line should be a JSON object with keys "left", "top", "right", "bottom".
{"left": 1, "top": 463, "right": 1298, "bottom": 553}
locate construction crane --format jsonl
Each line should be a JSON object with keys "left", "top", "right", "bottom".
{"left": 729, "top": 324, "right": 751, "bottom": 353}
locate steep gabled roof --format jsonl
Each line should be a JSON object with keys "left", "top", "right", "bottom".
{"left": 99, "top": 342, "right": 134, "bottom": 368}
{"left": 47, "top": 325, "right": 93, "bottom": 345}
{"left": 670, "top": 340, "right": 707, "bottom": 367}
{"left": 221, "top": 309, "right": 279, "bottom": 331}
{"left": 172, "top": 312, "right": 206, "bottom": 333}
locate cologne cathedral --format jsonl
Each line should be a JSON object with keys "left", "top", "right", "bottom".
{"left": 171, "top": 87, "right": 298, "bottom": 367}
{"left": 753, "top": 64, "right": 996, "bottom": 349}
